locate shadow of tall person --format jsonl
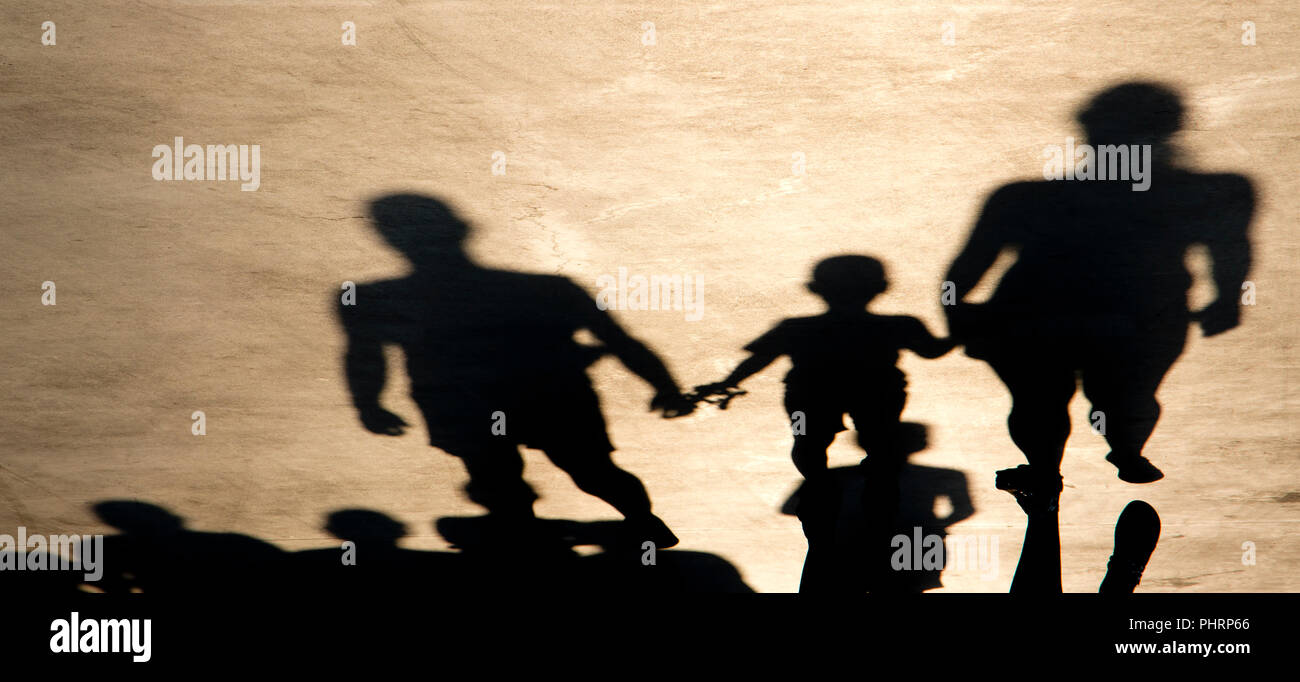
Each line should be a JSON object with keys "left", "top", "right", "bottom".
{"left": 90, "top": 500, "right": 285, "bottom": 594}
{"left": 944, "top": 81, "right": 1254, "bottom": 502}
{"left": 338, "top": 193, "right": 695, "bottom": 548}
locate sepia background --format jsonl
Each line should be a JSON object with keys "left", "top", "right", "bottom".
{"left": 1, "top": 0, "right": 1296, "bottom": 592}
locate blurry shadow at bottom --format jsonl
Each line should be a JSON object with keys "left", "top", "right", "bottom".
{"left": 6, "top": 501, "right": 752, "bottom": 595}
{"left": 91, "top": 500, "right": 286, "bottom": 595}
{"left": 435, "top": 515, "right": 754, "bottom": 593}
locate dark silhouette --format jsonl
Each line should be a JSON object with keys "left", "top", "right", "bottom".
{"left": 1001, "top": 468, "right": 1065, "bottom": 594}
{"left": 781, "top": 422, "right": 974, "bottom": 593}
{"left": 63, "top": 502, "right": 754, "bottom": 595}
{"left": 290, "top": 509, "right": 465, "bottom": 591}
{"left": 90, "top": 500, "right": 284, "bottom": 594}
{"left": 944, "top": 82, "right": 1254, "bottom": 498}
{"left": 699, "top": 256, "right": 955, "bottom": 591}
{"left": 1007, "top": 490, "right": 1161, "bottom": 595}
{"left": 1100, "top": 500, "right": 1162, "bottom": 594}
{"left": 338, "top": 194, "right": 696, "bottom": 548}
{"left": 436, "top": 514, "right": 754, "bottom": 593}
{"left": 0, "top": 551, "right": 86, "bottom": 595}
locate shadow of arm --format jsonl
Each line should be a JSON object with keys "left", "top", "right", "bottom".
{"left": 944, "top": 186, "right": 1021, "bottom": 305}
{"left": 339, "top": 297, "right": 408, "bottom": 435}
{"left": 1198, "top": 174, "right": 1255, "bottom": 337}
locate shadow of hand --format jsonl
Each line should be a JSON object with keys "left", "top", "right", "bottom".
{"left": 650, "top": 391, "right": 696, "bottom": 419}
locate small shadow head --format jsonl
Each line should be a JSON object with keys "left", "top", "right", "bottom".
{"left": 92, "top": 500, "right": 184, "bottom": 536}
{"left": 324, "top": 509, "right": 407, "bottom": 545}
{"left": 1077, "top": 81, "right": 1184, "bottom": 147}
{"left": 368, "top": 193, "right": 471, "bottom": 265}
{"left": 896, "top": 421, "right": 929, "bottom": 457}
{"left": 856, "top": 421, "right": 929, "bottom": 459}
{"left": 808, "top": 255, "right": 887, "bottom": 307}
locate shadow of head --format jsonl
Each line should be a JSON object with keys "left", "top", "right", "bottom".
{"left": 807, "top": 255, "right": 888, "bottom": 307}
{"left": 855, "top": 421, "right": 930, "bottom": 459}
{"left": 324, "top": 509, "right": 407, "bottom": 546}
{"left": 92, "top": 500, "right": 184, "bottom": 536}
{"left": 368, "top": 193, "right": 472, "bottom": 266}
{"left": 1077, "top": 81, "right": 1185, "bottom": 148}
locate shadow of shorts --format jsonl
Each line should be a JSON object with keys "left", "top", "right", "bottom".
{"left": 415, "top": 375, "right": 616, "bottom": 456}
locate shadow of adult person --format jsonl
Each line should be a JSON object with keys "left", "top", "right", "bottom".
{"left": 944, "top": 82, "right": 1254, "bottom": 503}
{"left": 338, "top": 194, "right": 695, "bottom": 548}
{"left": 781, "top": 422, "right": 973, "bottom": 593}
{"left": 90, "top": 500, "right": 285, "bottom": 594}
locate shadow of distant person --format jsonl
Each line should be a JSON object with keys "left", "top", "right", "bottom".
{"left": 290, "top": 509, "right": 462, "bottom": 593}
{"left": 339, "top": 194, "right": 694, "bottom": 547}
{"left": 91, "top": 500, "right": 285, "bottom": 594}
{"left": 944, "top": 81, "right": 1254, "bottom": 501}
{"left": 435, "top": 515, "right": 754, "bottom": 593}
{"left": 781, "top": 422, "right": 973, "bottom": 593}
